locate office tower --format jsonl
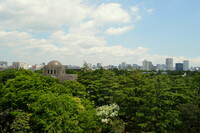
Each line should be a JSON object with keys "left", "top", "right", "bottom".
{"left": 0, "top": 61, "right": 8, "bottom": 66}
{"left": 166, "top": 58, "right": 173, "bottom": 71}
{"left": 121, "top": 62, "right": 126, "bottom": 69}
{"left": 176, "top": 63, "right": 183, "bottom": 71}
{"left": 142, "top": 60, "right": 153, "bottom": 71}
{"left": 183, "top": 60, "right": 189, "bottom": 71}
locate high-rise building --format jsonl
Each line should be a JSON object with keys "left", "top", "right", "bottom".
{"left": 142, "top": 60, "right": 154, "bottom": 71}
{"left": 121, "top": 62, "right": 126, "bottom": 69}
{"left": 183, "top": 60, "right": 189, "bottom": 71}
{"left": 166, "top": 58, "right": 173, "bottom": 71}
{"left": 176, "top": 63, "right": 183, "bottom": 71}
{"left": 0, "top": 61, "right": 8, "bottom": 66}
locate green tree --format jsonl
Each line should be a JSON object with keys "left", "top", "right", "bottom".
{"left": 0, "top": 68, "right": 18, "bottom": 84}
{"left": 10, "top": 112, "right": 32, "bottom": 133}
{"left": 79, "top": 68, "right": 120, "bottom": 106}
{"left": 62, "top": 80, "right": 87, "bottom": 98}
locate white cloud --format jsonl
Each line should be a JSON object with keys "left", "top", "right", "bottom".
{"left": 1, "top": 30, "right": 200, "bottom": 66}
{"left": 92, "top": 3, "right": 131, "bottom": 24}
{"left": 105, "top": 26, "right": 133, "bottom": 35}
{"left": 146, "top": 8, "right": 155, "bottom": 14}
{"left": 0, "top": 30, "right": 32, "bottom": 47}
{"left": 0, "top": 1, "right": 132, "bottom": 31}
{"left": 136, "top": 15, "right": 142, "bottom": 21}
{"left": 0, "top": 0, "right": 90, "bottom": 31}
{"left": 131, "top": 6, "right": 139, "bottom": 13}
{"left": 130, "top": 6, "right": 142, "bottom": 21}
{"left": 1, "top": 1, "right": 198, "bottom": 66}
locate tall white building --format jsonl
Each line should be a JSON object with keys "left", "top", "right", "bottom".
{"left": 142, "top": 60, "right": 154, "bottom": 71}
{"left": 183, "top": 60, "right": 189, "bottom": 71}
{"left": 166, "top": 58, "right": 173, "bottom": 71}
{"left": 12, "top": 62, "right": 28, "bottom": 69}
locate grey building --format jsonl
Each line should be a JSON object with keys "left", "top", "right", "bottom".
{"left": 176, "top": 63, "right": 183, "bottom": 71}
{"left": 166, "top": 58, "right": 173, "bottom": 71}
{"left": 156, "top": 64, "right": 166, "bottom": 71}
{"left": 43, "top": 60, "right": 77, "bottom": 81}
{"left": 183, "top": 60, "right": 189, "bottom": 71}
{"left": 142, "top": 60, "right": 154, "bottom": 71}
{"left": 121, "top": 62, "right": 126, "bottom": 70}
{"left": 0, "top": 61, "right": 8, "bottom": 67}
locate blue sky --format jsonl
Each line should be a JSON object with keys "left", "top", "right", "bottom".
{"left": 106, "top": 0, "right": 200, "bottom": 56}
{"left": 0, "top": 0, "right": 200, "bottom": 66}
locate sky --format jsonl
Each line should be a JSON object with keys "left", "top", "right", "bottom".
{"left": 0, "top": 0, "right": 200, "bottom": 66}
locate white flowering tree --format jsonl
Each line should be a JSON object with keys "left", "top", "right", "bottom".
{"left": 96, "top": 103, "right": 124, "bottom": 133}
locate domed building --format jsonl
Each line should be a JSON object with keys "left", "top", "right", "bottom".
{"left": 43, "top": 60, "right": 77, "bottom": 81}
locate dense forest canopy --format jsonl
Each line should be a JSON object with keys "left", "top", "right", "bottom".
{"left": 0, "top": 68, "right": 199, "bottom": 133}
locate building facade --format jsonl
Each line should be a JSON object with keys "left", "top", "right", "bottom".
{"left": 0, "top": 61, "right": 8, "bottom": 67}
{"left": 43, "top": 60, "right": 77, "bottom": 81}
{"left": 156, "top": 64, "right": 166, "bottom": 71}
{"left": 166, "top": 58, "right": 173, "bottom": 71}
{"left": 12, "top": 62, "right": 27, "bottom": 69}
{"left": 142, "top": 60, "right": 154, "bottom": 71}
{"left": 176, "top": 63, "right": 183, "bottom": 71}
{"left": 121, "top": 62, "right": 126, "bottom": 70}
{"left": 183, "top": 60, "right": 189, "bottom": 71}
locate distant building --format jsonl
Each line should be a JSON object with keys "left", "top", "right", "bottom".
{"left": 183, "top": 60, "right": 189, "bottom": 71}
{"left": 107, "top": 65, "right": 117, "bottom": 69}
{"left": 132, "top": 64, "right": 139, "bottom": 69}
{"left": 43, "top": 60, "right": 77, "bottom": 81}
{"left": 166, "top": 58, "right": 173, "bottom": 71}
{"left": 156, "top": 64, "right": 166, "bottom": 71}
{"left": 121, "top": 62, "right": 126, "bottom": 70}
{"left": 0, "top": 61, "right": 8, "bottom": 67}
{"left": 176, "top": 63, "right": 183, "bottom": 71}
{"left": 142, "top": 60, "right": 154, "bottom": 71}
{"left": 12, "top": 62, "right": 28, "bottom": 69}
{"left": 65, "top": 65, "right": 81, "bottom": 70}
{"left": 29, "top": 64, "right": 44, "bottom": 71}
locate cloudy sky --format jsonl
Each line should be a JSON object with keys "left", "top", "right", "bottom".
{"left": 0, "top": 0, "right": 200, "bottom": 66}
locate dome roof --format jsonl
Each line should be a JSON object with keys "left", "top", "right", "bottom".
{"left": 47, "top": 60, "right": 63, "bottom": 68}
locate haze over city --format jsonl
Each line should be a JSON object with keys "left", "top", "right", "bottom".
{"left": 0, "top": 0, "right": 200, "bottom": 66}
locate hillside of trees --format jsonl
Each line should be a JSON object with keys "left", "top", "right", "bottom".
{"left": 0, "top": 67, "right": 199, "bottom": 133}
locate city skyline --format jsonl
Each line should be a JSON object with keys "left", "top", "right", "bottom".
{"left": 0, "top": 0, "right": 200, "bottom": 66}
{"left": 0, "top": 58, "right": 192, "bottom": 68}
{"left": 0, "top": 58, "right": 196, "bottom": 72}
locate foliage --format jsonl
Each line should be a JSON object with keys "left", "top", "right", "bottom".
{"left": 0, "top": 68, "right": 18, "bottom": 84}
{"left": 0, "top": 68, "right": 200, "bottom": 132}
{"left": 10, "top": 112, "right": 32, "bottom": 133}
